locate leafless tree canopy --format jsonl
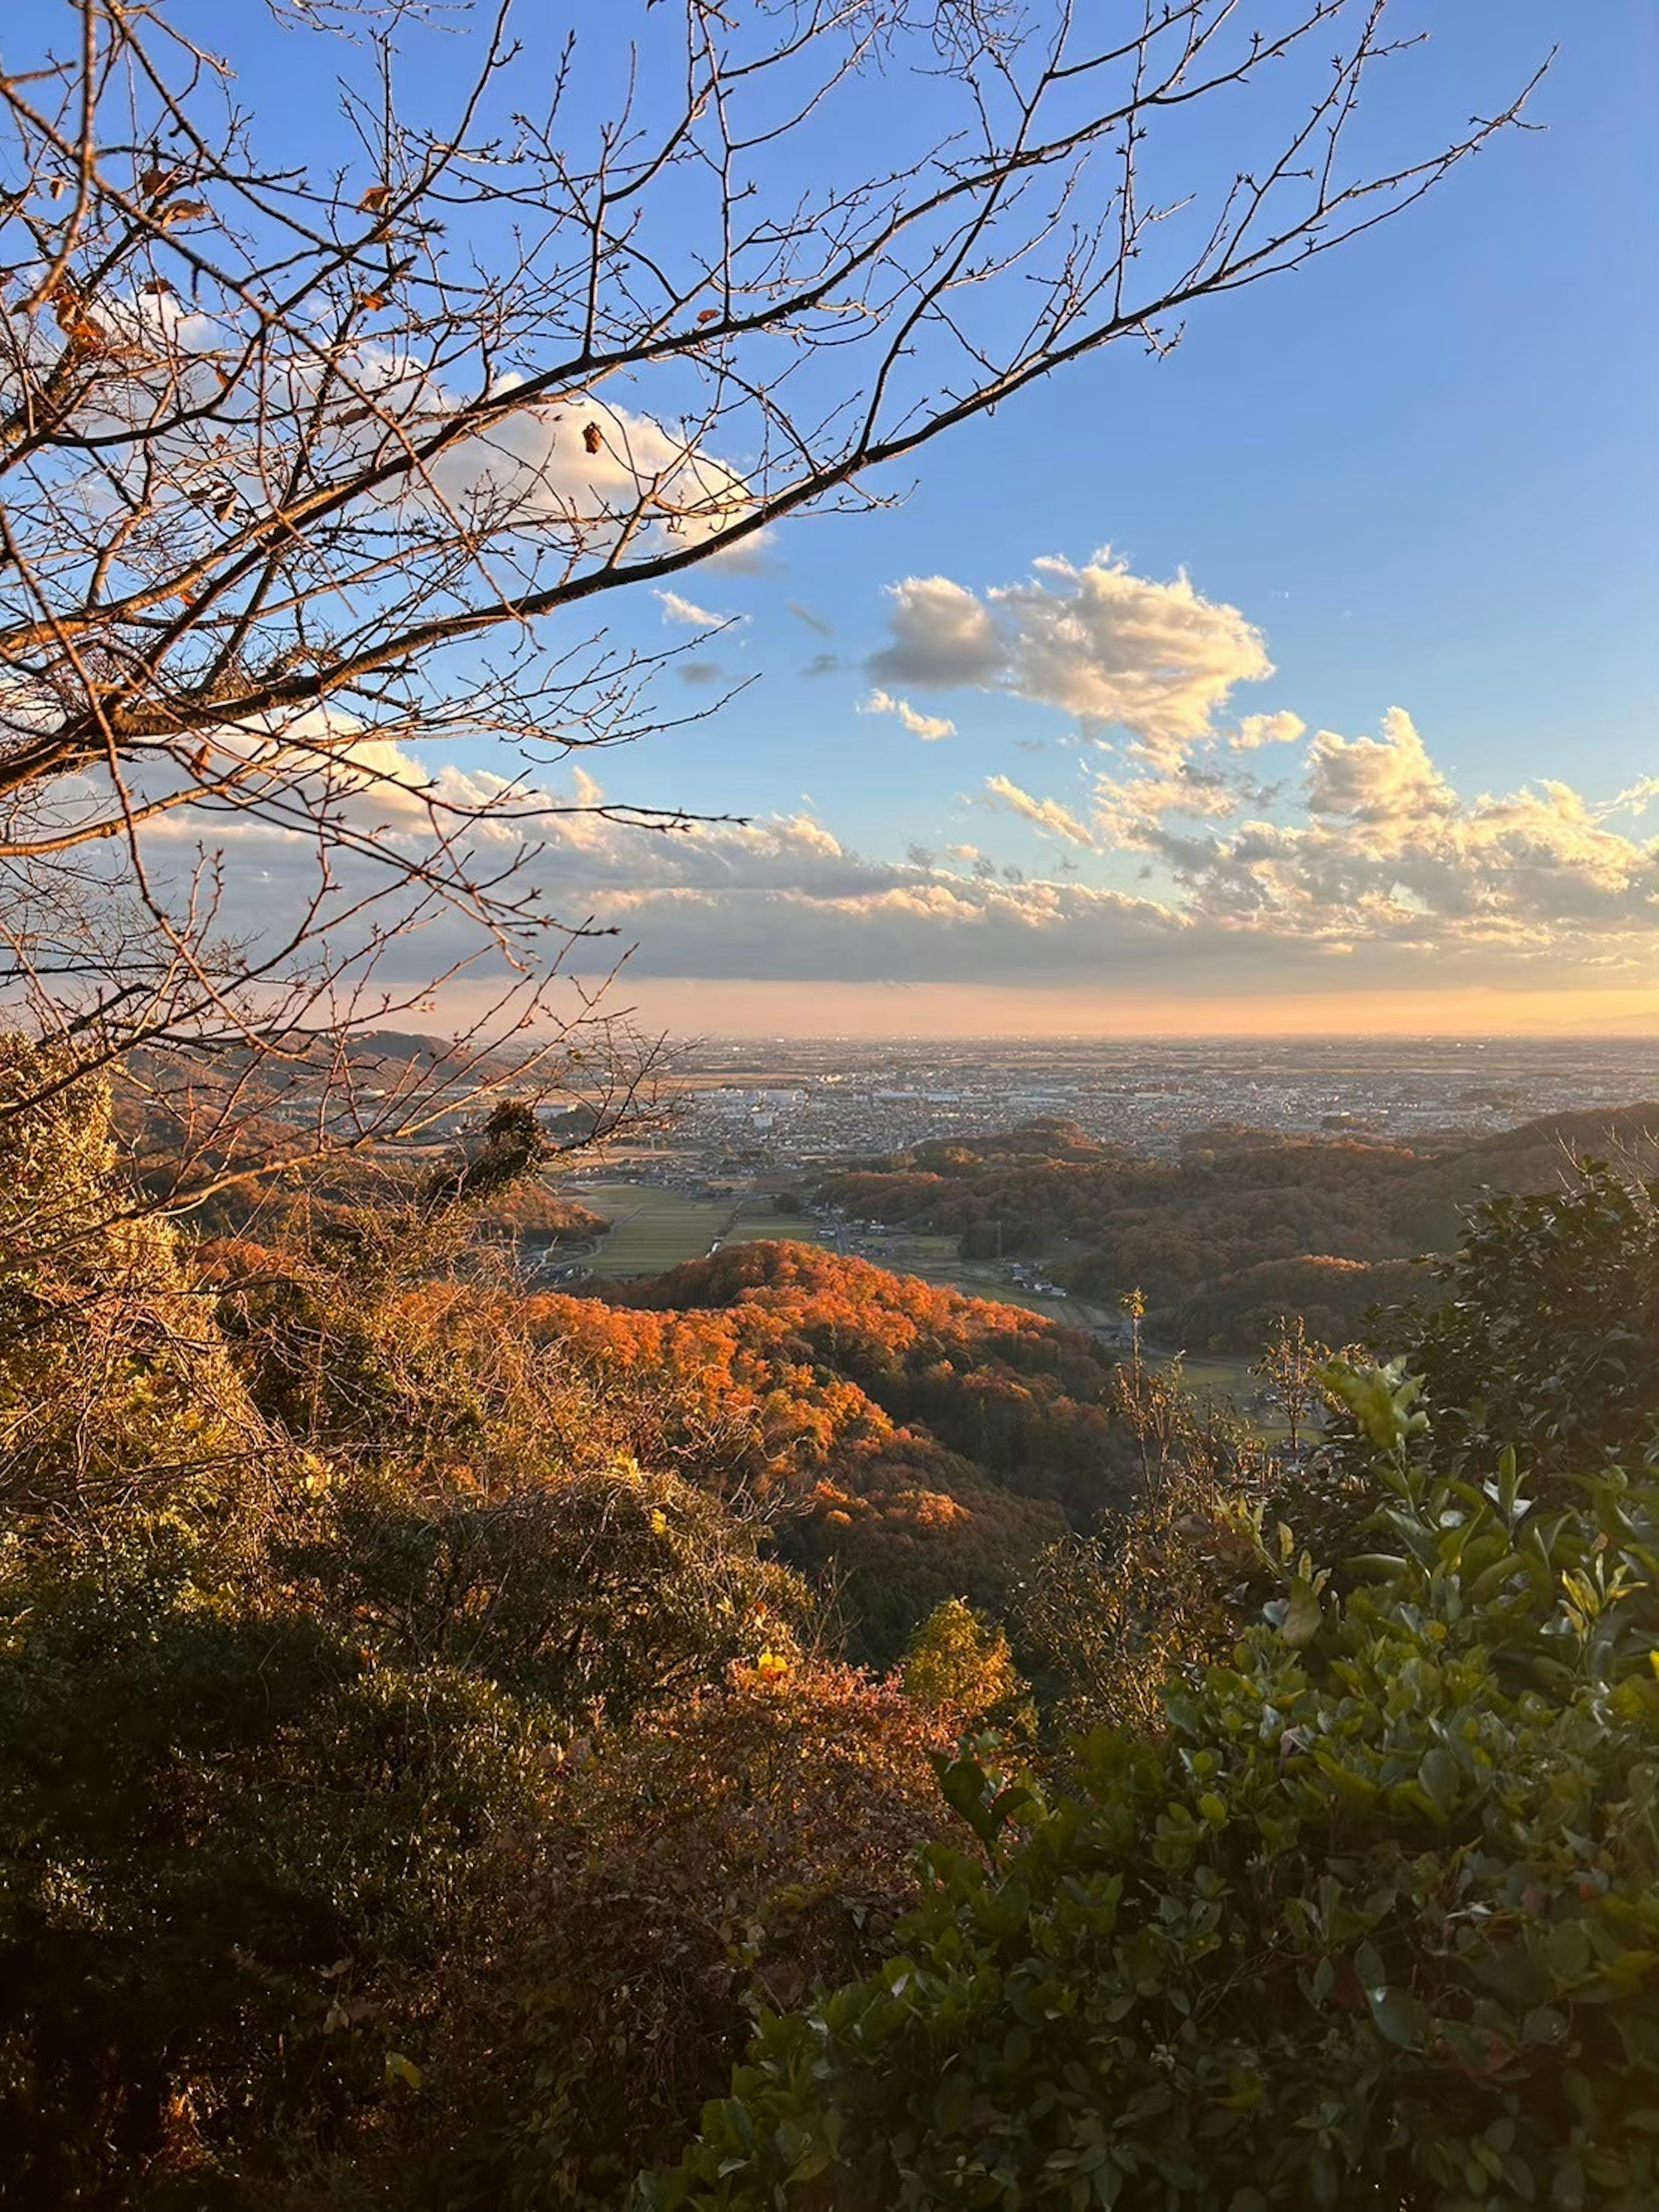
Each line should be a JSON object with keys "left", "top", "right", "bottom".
{"left": 0, "top": 0, "right": 1540, "bottom": 1188}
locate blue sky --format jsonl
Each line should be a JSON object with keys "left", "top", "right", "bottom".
{"left": 610, "top": 0, "right": 1656, "bottom": 845}
{"left": 15, "top": 0, "right": 1654, "bottom": 1033}
{"left": 559, "top": 0, "right": 1654, "bottom": 1031}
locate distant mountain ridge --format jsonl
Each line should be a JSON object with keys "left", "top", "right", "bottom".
{"left": 119, "top": 1027, "right": 534, "bottom": 1095}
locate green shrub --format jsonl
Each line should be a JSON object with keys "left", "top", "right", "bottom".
{"left": 283, "top": 1458, "right": 810, "bottom": 1723}
{"left": 1381, "top": 1163, "right": 1659, "bottom": 1479}
{"left": 639, "top": 1364, "right": 1659, "bottom": 2212}
{"left": 0, "top": 1508, "right": 550, "bottom": 2206}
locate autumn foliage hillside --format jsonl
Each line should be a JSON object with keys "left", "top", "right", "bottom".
{"left": 526, "top": 1242, "right": 1128, "bottom": 1658}
{"left": 6, "top": 1035, "right": 1657, "bottom": 2212}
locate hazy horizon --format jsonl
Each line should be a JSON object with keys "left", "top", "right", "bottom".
{"left": 513, "top": 979, "right": 1659, "bottom": 1045}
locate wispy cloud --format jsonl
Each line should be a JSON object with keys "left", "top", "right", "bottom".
{"left": 981, "top": 774, "right": 1095, "bottom": 846}
{"left": 655, "top": 587, "right": 734, "bottom": 628}
{"left": 142, "top": 731, "right": 1659, "bottom": 1003}
{"left": 1610, "top": 774, "right": 1659, "bottom": 816}
{"left": 861, "top": 687, "right": 956, "bottom": 742}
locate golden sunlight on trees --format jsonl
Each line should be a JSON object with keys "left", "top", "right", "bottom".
{"left": 3, "top": 1036, "right": 1657, "bottom": 2205}
{"left": 0, "top": 1032, "right": 257, "bottom": 1514}
{"left": 902, "top": 1594, "right": 1025, "bottom": 1723}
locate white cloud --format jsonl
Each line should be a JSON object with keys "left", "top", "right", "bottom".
{"left": 656, "top": 589, "right": 733, "bottom": 628}
{"left": 423, "top": 390, "right": 750, "bottom": 553}
{"left": 869, "top": 576, "right": 1002, "bottom": 689}
{"left": 1233, "top": 711, "right": 1307, "bottom": 750}
{"left": 982, "top": 775, "right": 1095, "bottom": 847}
{"left": 0, "top": 288, "right": 755, "bottom": 611}
{"left": 1128, "top": 717, "right": 1659, "bottom": 959}
{"left": 1609, "top": 774, "right": 1659, "bottom": 817}
{"left": 870, "top": 549, "right": 1273, "bottom": 753}
{"left": 1091, "top": 758, "right": 1252, "bottom": 851}
{"left": 861, "top": 688, "right": 957, "bottom": 742}
{"left": 1306, "top": 708, "right": 1457, "bottom": 832}
{"left": 124, "top": 712, "right": 1658, "bottom": 1004}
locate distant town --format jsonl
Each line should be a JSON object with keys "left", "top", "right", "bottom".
{"left": 595, "top": 1032, "right": 1659, "bottom": 1179}
{"left": 521, "top": 1035, "right": 1659, "bottom": 1351}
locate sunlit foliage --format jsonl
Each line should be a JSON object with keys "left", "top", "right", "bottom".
{"left": 642, "top": 1371, "right": 1659, "bottom": 2212}
{"left": 902, "top": 1598, "right": 1025, "bottom": 1725}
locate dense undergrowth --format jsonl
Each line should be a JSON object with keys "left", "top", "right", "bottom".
{"left": 2, "top": 1039, "right": 1655, "bottom": 2209}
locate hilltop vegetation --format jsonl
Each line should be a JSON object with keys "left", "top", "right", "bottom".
{"left": 3, "top": 1038, "right": 1656, "bottom": 2212}
{"left": 2, "top": 1044, "right": 978, "bottom": 2207}
{"left": 815, "top": 1106, "right": 1659, "bottom": 1348}
{"left": 648, "top": 1368, "right": 1659, "bottom": 2212}
{"left": 205, "top": 1232, "right": 1128, "bottom": 1669}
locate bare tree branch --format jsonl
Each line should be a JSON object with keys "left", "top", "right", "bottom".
{"left": 0, "top": 0, "right": 1544, "bottom": 1211}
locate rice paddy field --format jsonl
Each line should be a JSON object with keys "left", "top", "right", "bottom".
{"left": 1171, "top": 1352, "right": 1259, "bottom": 1400}
{"left": 920, "top": 1270, "right": 1097, "bottom": 1327}
{"left": 1164, "top": 1352, "right": 1294, "bottom": 1438}
{"left": 866, "top": 1234, "right": 1108, "bottom": 1327}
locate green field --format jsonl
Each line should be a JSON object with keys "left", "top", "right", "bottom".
{"left": 566, "top": 1183, "right": 830, "bottom": 1279}
{"left": 1157, "top": 1351, "right": 1294, "bottom": 1438}
{"left": 881, "top": 1239, "right": 1107, "bottom": 1326}
{"left": 1169, "top": 1352, "right": 1257, "bottom": 1398}
{"left": 931, "top": 1275, "right": 1089, "bottom": 1325}
{"left": 724, "top": 1206, "right": 834, "bottom": 1250}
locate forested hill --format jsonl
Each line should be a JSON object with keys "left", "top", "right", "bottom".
{"left": 813, "top": 1104, "right": 1659, "bottom": 1349}
{"left": 523, "top": 1242, "right": 1129, "bottom": 1661}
